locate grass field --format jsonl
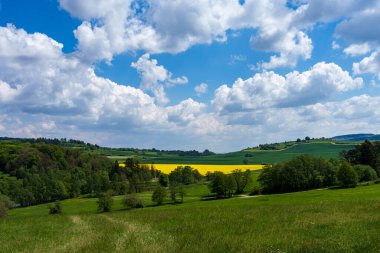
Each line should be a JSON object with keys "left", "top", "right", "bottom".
{"left": 1, "top": 181, "right": 379, "bottom": 253}
{"left": 104, "top": 142, "right": 354, "bottom": 165}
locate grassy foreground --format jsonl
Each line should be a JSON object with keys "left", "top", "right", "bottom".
{"left": 1, "top": 182, "right": 379, "bottom": 253}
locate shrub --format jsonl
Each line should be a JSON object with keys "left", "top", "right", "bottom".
{"left": 123, "top": 195, "right": 144, "bottom": 209}
{"left": 152, "top": 186, "right": 167, "bottom": 205}
{"left": 353, "top": 165, "right": 378, "bottom": 182}
{"left": 97, "top": 191, "right": 113, "bottom": 212}
{"left": 0, "top": 195, "right": 14, "bottom": 218}
{"left": 338, "top": 162, "right": 358, "bottom": 187}
{"left": 48, "top": 201, "right": 62, "bottom": 214}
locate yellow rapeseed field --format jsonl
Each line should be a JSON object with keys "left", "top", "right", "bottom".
{"left": 120, "top": 163, "right": 264, "bottom": 175}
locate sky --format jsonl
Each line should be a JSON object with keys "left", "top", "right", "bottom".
{"left": 0, "top": 0, "right": 380, "bottom": 152}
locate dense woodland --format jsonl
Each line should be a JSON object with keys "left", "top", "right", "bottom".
{"left": 0, "top": 142, "right": 165, "bottom": 207}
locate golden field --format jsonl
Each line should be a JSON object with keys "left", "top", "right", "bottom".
{"left": 120, "top": 163, "right": 264, "bottom": 174}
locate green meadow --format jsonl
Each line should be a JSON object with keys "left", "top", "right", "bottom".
{"left": 1, "top": 181, "right": 379, "bottom": 253}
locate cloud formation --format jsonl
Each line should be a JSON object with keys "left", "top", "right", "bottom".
{"left": 131, "top": 54, "right": 188, "bottom": 104}
{"left": 213, "top": 62, "right": 363, "bottom": 113}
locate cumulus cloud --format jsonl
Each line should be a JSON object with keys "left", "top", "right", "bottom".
{"left": 213, "top": 62, "right": 363, "bottom": 113}
{"left": 58, "top": 0, "right": 329, "bottom": 68}
{"left": 344, "top": 43, "right": 372, "bottom": 57}
{"left": 194, "top": 83, "right": 208, "bottom": 96}
{"left": 0, "top": 25, "right": 224, "bottom": 149}
{"left": 353, "top": 51, "right": 380, "bottom": 79}
{"left": 131, "top": 54, "right": 188, "bottom": 104}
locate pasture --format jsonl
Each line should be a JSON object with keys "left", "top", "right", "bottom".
{"left": 1, "top": 182, "right": 379, "bottom": 253}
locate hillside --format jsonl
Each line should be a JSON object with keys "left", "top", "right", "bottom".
{"left": 332, "top": 133, "right": 380, "bottom": 142}
{"left": 0, "top": 137, "right": 356, "bottom": 165}
{"left": 2, "top": 182, "right": 379, "bottom": 252}
{"left": 95, "top": 141, "right": 355, "bottom": 165}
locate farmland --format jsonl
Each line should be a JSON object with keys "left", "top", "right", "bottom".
{"left": 102, "top": 141, "right": 355, "bottom": 165}
{"left": 120, "top": 163, "right": 264, "bottom": 174}
{"left": 1, "top": 181, "right": 379, "bottom": 253}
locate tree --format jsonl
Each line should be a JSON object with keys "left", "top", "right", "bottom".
{"left": 353, "top": 165, "right": 377, "bottom": 182}
{"left": 209, "top": 172, "right": 236, "bottom": 198}
{"left": 97, "top": 191, "right": 113, "bottom": 212}
{"left": 232, "top": 169, "right": 251, "bottom": 194}
{"left": 169, "top": 183, "right": 186, "bottom": 203}
{"left": 305, "top": 136, "right": 311, "bottom": 141}
{"left": 359, "top": 140, "right": 376, "bottom": 168}
{"left": 338, "top": 162, "right": 358, "bottom": 187}
{"left": 376, "top": 154, "right": 380, "bottom": 177}
{"left": 159, "top": 174, "right": 169, "bottom": 187}
{"left": 296, "top": 138, "right": 301, "bottom": 143}
{"left": 152, "top": 186, "right": 167, "bottom": 205}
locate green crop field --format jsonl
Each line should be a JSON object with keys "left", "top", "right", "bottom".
{"left": 96, "top": 141, "right": 355, "bottom": 165}
{"left": 1, "top": 181, "right": 379, "bottom": 253}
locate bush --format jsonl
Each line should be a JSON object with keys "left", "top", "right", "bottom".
{"left": 251, "top": 185, "right": 263, "bottom": 195}
{"left": 123, "top": 195, "right": 144, "bottom": 209}
{"left": 152, "top": 186, "right": 167, "bottom": 205}
{"left": 0, "top": 195, "right": 14, "bottom": 218}
{"left": 48, "top": 201, "right": 62, "bottom": 214}
{"left": 353, "top": 165, "right": 378, "bottom": 182}
{"left": 97, "top": 191, "right": 113, "bottom": 212}
{"left": 338, "top": 162, "right": 358, "bottom": 187}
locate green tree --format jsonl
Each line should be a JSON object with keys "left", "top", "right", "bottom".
{"left": 152, "top": 186, "right": 167, "bottom": 205}
{"left": 232, "top": 169, "right": 251, "bottom": 194}
{"left": 209, "top": 172, "right": 236, "bottom": 198}
{"left": 97, "top": 191, "right": 113, "bottom": 212}
{"left": 338, "top": 162, "right": 358, "bottom": 187}
{"left": 159, "top": 174, "right": 169, "bottom": 187}
{"left": 353, "top": 165, "right": 377, "bottom": 182}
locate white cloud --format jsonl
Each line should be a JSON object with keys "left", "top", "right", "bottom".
{"left": 353, "top": 51, "right": 380, "bottom": 79}
{"left": 332, "top": 41, "right": 340, "bottom": 50}
{"left": 229, "top": 54, "right": 247, "bottom": 65}
{"left": 335, "top": 6, "right": 380, "bottom": 46}
{"left": 194, "top": 83, "right": 208, "bottom": 96}
{"left": 131, "top": 53, "right": 188, "bottom": 104}
{"left": 0, "top": 24, "right": 225, "bottom": 150}
{"left": 213, "top": 62, "right": 363, "bottom": 113}
{"left": 344, "top": 43, "right": 372, "bottom": 57}
{"left": 58, "top": 0, "right": 325, "bottom": 68}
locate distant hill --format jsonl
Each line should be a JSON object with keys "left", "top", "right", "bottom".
{"left": 332, "top": 134, "right": 380, "bottom": 142}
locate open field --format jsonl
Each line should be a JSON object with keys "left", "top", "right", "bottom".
{"left": 104, "top": 142, "right": 355, "bottom": 165}
{"left": 1, "top": 182, "right": 379, "bottom": 253}
{"left": 120, "top": 163, "right": 265, "bottom": 174}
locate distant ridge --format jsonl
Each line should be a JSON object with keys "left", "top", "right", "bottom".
{"left": 332, "top": 133, "right": 380, "bottom": 141}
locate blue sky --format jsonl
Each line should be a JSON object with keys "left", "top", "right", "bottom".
{"left": 0, "top": 0, "right": 380, "bottom": 152}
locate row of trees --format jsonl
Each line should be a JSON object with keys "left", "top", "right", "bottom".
{"left": 258, "top": 153, "right": 378, "bottom": 194}
{"left": 208, "top": 169, "right": 252, "bottom": 198}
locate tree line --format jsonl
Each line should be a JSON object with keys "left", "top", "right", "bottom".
{"left": 257, "top": 141, "right": 379, "bottom": 194}
{"left": 0, "top": 143, "right": 167, "bottom": 208}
